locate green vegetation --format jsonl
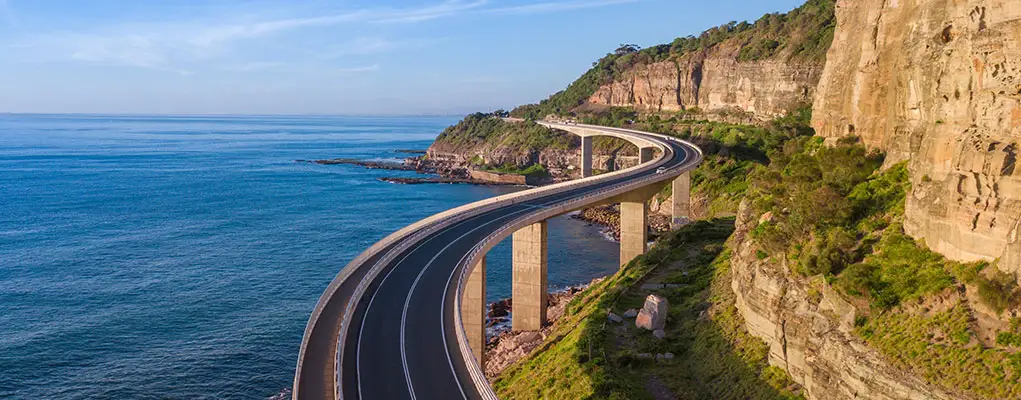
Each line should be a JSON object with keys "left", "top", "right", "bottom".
{"left": 721, "top": 127, "right": 1021, "bottom": 397}
{"left": 511, "top": 0, "right": 835, "bottom": 119}
{"left": 858, "top": 304, "right": 1021, "bottom": 399}
{"left": 627, "top": 106, "right": 814, "bottom": 217}
{"left": 739, "top": 134, "right": 1020, "bottom": 311}
{"left": 484, "top": 163, "right": 549, "bottom": 178}
{"left": 495, "top": 220, "right": 804, "bottom": 399}
{"left": 434, "top": 112, "right": 574, "bottom": 152}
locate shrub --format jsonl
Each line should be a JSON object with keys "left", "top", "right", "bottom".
{"left": 976, "top": 270, "right": 1019, "bottom": 314}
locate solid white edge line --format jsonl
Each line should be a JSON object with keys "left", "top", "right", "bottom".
{"left": 400, "top": 205, "right": 537, "bottom": 399}
{"left": 356, "top": 235, "right": 437, "bottom": 400}
{"left": 322, "top": 122, "right": 702, "bottom": 400}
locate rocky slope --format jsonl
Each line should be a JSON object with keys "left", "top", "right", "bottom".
{"left": 812, "top": 0, "right": 1021, "bottom": 277}
{"left": 729, "top": 202, "right": 958, "bottom": 400}
{"left": 584, "top": 0, "right": 834, "bottom": 121}
{"left": 722, "top": 1, "right": 1021, "bottom": 399}
{"left": 588, "top": 54, "right": 822, "bottom": 120}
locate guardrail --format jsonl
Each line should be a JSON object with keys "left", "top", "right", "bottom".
{"left": 292, "top": 121, "right": 701, "bottom": 400}
{"left": 452, "top": 127, "right": 703, "bottom": 399}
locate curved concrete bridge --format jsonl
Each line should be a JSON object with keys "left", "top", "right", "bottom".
{"left": 292, "top": 122, "right": 703, "bottom": 400}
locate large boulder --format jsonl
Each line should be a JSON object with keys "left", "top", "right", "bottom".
{"left": 635, "top": 294, "right": 669, "bottom": 330}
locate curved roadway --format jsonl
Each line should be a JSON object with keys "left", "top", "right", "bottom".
{"left": 293, "top": 123, "right": 703, "bottom": 400}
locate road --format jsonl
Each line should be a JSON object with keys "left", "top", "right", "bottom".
{"left": 293, "top": 123, "right": 703, "bottom": 400}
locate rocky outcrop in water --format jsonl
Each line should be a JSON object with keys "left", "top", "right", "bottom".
{"left": 484, "top": 281, "right": 598, "bottom": 378}
{"left": 812, "top": 0, "right": 1021, "bottom": 279}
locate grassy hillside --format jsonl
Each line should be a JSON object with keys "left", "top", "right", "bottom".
{"left": 740, "top": 136, "right": 1021, "bottom": 399}
{"left": 494, "top": 220, "right": 804, "bottom": 400}
{"left": 433, "top": 112, "right": 575, "bottom": 153}
{"left": 510, "top": 0, "right": 835, "bottom": 120}
{"left": 493, "top": 104, "right": 1021, "bottom": 399}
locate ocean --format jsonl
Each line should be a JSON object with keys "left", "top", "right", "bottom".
{"left": 0, "top": 114, "right": 620, "bottom": 399}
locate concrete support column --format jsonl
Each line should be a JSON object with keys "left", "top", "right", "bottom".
{"left": 580, "top": 136, "right": 593, "bottom": 178}
{"left": 671, "top": 171, "right": 691, "bottom": 229}
{"left": 639, "top": 147, "right": 655, "bottom": 163}
{"left": 620, "top": 191, "right": 648, "bottom": 268}
{"left": 461, "top": 256, "right": 486, "bottom": 365}
{"left": 512, "top": 221, "right": 548, "bottom": 331}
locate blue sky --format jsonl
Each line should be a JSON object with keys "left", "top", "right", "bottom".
{"left": 0, "top": 0, "right": 807, "bottom": 115}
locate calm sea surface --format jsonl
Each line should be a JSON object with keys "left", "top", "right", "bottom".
{"left": 0, "top": 114, "right": 619, "bottom": 399}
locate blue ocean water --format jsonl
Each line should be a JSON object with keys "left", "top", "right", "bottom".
{"left": 0, "top": 114, "right": 620, "bottom": 399}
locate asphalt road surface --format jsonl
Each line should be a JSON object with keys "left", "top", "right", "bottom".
{"left": 294, "top": 124, "right": 702, "bottom": 400}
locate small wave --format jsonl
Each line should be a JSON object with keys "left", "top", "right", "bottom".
{"left": 267, "top": 388, "right": 291, "bottom": 400}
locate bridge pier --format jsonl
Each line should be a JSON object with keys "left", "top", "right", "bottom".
{"left": 580, "top": 136, "right": 593, "bottom": 178}
{"left": 671, "top": 171, "right": 691, "bottom": 229}
{"left": 639, "top": 147, "right": 655, "bottom": 163}
{"left": 620, "top": 190, "right": 648, "bottom": 268}
{"left": 512, "top": 221, "right": 548, "bottom": 331}
{"left": 461, "top": 256, "right": 486, "bottom": 365}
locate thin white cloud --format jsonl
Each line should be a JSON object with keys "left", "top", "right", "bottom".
{"left": 372, "top": 0, "right": 488, "bottom": 23}
{"left": 486, "top": 0, "right": 639, "bottom": 15}
{"left": 189, "top": 11, "right": 370, "bottom": 48}
{"left": 222, "top": 61, "right": 284, "bottom": 72}
{"left": 318, "top": 36, "right": 438, "bottom": 60}
{"left": 335, "top": 64, "right": 380, "bottom": 73}
{"left": 5, "top": 0, "right": 636, "bottom": 73}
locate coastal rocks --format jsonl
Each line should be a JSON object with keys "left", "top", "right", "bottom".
{"left": 378, "top": 177, "right": 517, "bottom": 185}
{"left": 811, "top": 0, "right": 1021, "bottom": 280}
{"left": 297, "top": 158, "right": 418, "bottom": 171}
{"left": 608, "top": 312, "right": 624, "bottom": 323}
{"left": 483, "top": 279, "right": 602, "bottom": 378}
{"left": 572, "top": 204, "right": 671, "bottom": 241}
{"left": 729, "top": 201, "right": 957, "bottom": 400}
{"left": 635, "top": 294, "right": 669, "bottom": 331}
{"left": 623, "top": 308, "right": 639, "bottom": 318}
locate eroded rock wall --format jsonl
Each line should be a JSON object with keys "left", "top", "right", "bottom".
{"left": 730, "top": 202, "right": 958, "bottom": 400}
{"left": 812, "top": 0, "right": 1021, "bottom": 275}
{"left": 588, "top": 53, "right": 822, "bottom": 120}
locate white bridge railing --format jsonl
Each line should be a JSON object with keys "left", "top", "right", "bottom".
{"left": 292, "top": 121, "right": 702, "bottom": 400}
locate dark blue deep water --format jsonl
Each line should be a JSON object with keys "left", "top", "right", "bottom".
{"left": 0, "top": 114, "right": 619, "bottom": 399}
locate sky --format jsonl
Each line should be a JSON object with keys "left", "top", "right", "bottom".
{"left": 0, "top": 0, "right": 807, "bottom": 115}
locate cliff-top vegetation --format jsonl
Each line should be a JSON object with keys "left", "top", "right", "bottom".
{"left": 510, "top": 0, "right": 835, "bottom": 120}
{"left": 434, "top": 112, "right": 574, "bottom": 152}
{"left": 494, "top": 220, "right": 804, "bottom": 400}
{"left": 740, "top": 135, "right": 1021, "bottom": 399}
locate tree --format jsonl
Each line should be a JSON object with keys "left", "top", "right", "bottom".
{"left": 614, "top": 43, "right": 640, "bottom": 56}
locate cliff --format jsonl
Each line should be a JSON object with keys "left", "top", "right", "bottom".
{"left": 730, "top": 201, "right": 958, "bottom": 400}
{"left": 584, "top": 0, "right": 834, "bottom": 121}
{"left": 811, "top": 0, "right": 1021, "bottom": 277}
{"left": 588, "top": 53, "right": 821, "bottom": 120}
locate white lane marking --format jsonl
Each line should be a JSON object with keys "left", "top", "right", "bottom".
{"left": 400, "top": 205, "right": 537, "bottom": 399}
{"left": 349, "top": 127, "right": 695, "bottom": 399}
{"left": 430, "top": 196, "right": 571, "bottom": 398}
{"left": 357, "top": 235, "right": 437, "bottom": 400}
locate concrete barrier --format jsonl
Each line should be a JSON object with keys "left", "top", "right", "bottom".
{"left": 292, "top": 120, "right": 703, "bottom": 400}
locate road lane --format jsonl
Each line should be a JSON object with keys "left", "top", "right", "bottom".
{"left": 295, "top": 124, "right": 702, "bottom": 400}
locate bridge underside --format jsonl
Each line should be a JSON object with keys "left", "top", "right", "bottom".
{"left": 460, "top": 173, "right": 690, "bottom": 365}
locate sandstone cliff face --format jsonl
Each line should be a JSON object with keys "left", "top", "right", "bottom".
{"left": 588, "top": 53, "right": 822, "bottom": 120}
{"left": 812, "top": 0, "right": 1021, "bottom": 276}
{"left": 729, "top": 202, "right": 958, "bottom": 400}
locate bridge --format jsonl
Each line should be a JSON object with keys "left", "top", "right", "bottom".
{"left": 292, "top": 122, "right": 703, "bottom": 400}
